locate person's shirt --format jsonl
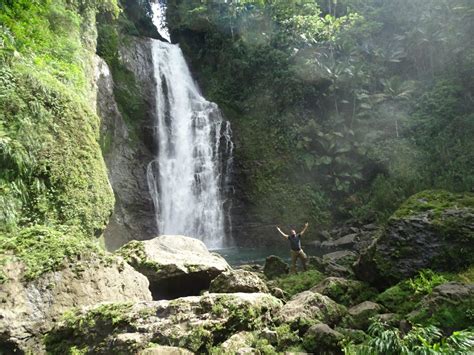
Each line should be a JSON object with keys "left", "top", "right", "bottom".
{"left": 288, "top": 233, "right": 302, "bottom": 251}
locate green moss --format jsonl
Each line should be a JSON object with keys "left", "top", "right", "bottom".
{"left": 409, "top": 297, "right": 474, "bottom": 331}
{"left": 456, "top": 266, "right": 474, "bottom": 284}
{"left": 391, "top": 190, "right": 474, "bottom": 220}
{"left": 273, "top": 270, "right": 325, "bottom": 297}
{"left": 0, "top": 225, "right": 110, "bottom": 281}
{"left": 44, "top": 302, "right": 134, "bottom": 354}
{"left": 0, "top": 0, "right": 116, "bottom": 235}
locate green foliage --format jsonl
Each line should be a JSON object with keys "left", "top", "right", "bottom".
{"left": 407, "top": 270, "right": 448, "bottom": 295}
{"left": 344, "top": 320, "right": 474, "bottom": 355}
{"left": 376, "top": 270, "right": 449, "bottom": 316}
{"left": 0, "top": 0, "right": 115, "bottom": 234}
{"left": 0, "top": 225, "right": 109, "bottom": 281}
{"left": 169, "top": 0, "right": 474, "bottom": 226}
{"left": 273, "top": 270, "right": 324, "bottom": 297}
{"left": 392, "top": 190, "right": 474, "bottom": 220}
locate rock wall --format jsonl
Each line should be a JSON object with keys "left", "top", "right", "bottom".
{"left": 96, "top": 38, "right": 159, "bottom": 250}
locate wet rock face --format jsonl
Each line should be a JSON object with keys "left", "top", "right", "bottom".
{"left": 355, "top": 191, "right": 474, "bottom": 288}
{"left": 96, "top": 38, "right": 158, "bottom": 251}
{"left": 117, "top": 235, "right": 231, "bottom": 299}
{"left": 44, "top": 293, "right": 283, "bottom": 354}
{"left": 0, "top": 257, "right": 152, "bottom": 353}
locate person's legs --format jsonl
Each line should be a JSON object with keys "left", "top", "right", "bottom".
{"left": 299, "top": 250, "right": 308, "bottom": 271}
{"left": 290, "top": 250, "right": 298, "bottom": 274}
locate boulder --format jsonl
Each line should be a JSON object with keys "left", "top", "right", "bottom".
{"left": 0, "top": 256, "right": 151, "bottom": 353}
{"left": 277, "top": 291, "right": 347, "bottom": 330}
{"left": 117, "top": 235, "right": 230, "bottom": 299}
{"left": 209, "top": 269, "right": 269, "bottom": 293}
{"left": 322, "top": 250, "right": 358, "bottom": 268}
{"left": 219, "top": 331, "right": 255, "bottom": 353}
{"left": 346, "top": 301, "right": 385, "bottom": 330}
{"left": 263, "top": 255, "right": 289, "bottom": 279}
{"left": 408, "top": 282, "right": 474, "bottom": 331}
{"left": 322, "top": 250, "right": 358, "bottom": 278}
{"left": 307, "top": 256, "right": 325, "bottom": 272}
{"left": 140, "top": 346, "right": 193, "bottom": 355}
{"left": 355, "top": 190, "right": 474, "bottom": 287}
{"left": 302, "top": 323, "right": 343, "bottom": 353}
{"left": 259, "top": 329, "right": 278, "bottom": 345}
{"left": 311, "top": 277, "right": 377, "bottom": 307}
{"left": 44, "top": 293, "right": 283, "bottom": 354}
{"left": 321, "top": 233, "right": 357, "bottom": 250}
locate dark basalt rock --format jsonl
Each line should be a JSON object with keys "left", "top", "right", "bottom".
{"left": 263, "top": 255, "right": 289, "bottom": 280}
{"left": 354, "top": 190, "right": 474, "bottom": 288}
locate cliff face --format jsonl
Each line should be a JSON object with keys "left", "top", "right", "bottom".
{"left": 96, "top": 38, "right": 158, "bottom": 250}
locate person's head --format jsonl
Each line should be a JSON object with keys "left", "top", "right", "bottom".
{"left": 290, "top": 229, "right": 296, "bottom": 236}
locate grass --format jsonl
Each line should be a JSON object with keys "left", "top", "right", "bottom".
{"left": 273, "top": 269, "right": 325, "bottom": 297}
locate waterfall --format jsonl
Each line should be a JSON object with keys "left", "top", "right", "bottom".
{"left": 146, "top": 3, "right": 233, "bottom": 249}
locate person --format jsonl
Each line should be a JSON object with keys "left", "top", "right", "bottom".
{"left": 276, "top": 222, "right": 309, "bottom": 273}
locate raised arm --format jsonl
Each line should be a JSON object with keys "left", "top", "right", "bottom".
{"left": 276, "top": 226, "right": 289, "bottom": 239}
{"left": 300, "top": 222, "right": 309, "bottom": 236}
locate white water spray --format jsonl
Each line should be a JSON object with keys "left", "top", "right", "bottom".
{"left": 147, "top": 2, "right": 233, "bottom": 248}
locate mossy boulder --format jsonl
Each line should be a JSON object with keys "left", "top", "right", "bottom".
{"left": 345, "top": 301, "right": 386, "bottom": 330}
{"left": 355, "top": 190, "right": 474, "bottom": 287}
{"left": 209, "top": 269, "right": 269, "bottom": 294}
{"left": 0, "top": 227, "right": 151, "bottom": 353}
{"left": 311, "top": 277, "right": 378, "bottom": 307}
{"left": 263, "top": 255, "right": 289, "bottom": 279}
{"left": 276, "top": 291, "right": 347, "bottom": 331}
{"left": 302, "top": 323, "right": 343, "bottom": 354}
{"left": 408, "top": 282, "right": 474, "bottom": 332}
{"left": 117, "top": 235, "right": 230, "bottom": 299}
{"left": 44, "top": 293, "right": 283, "bottom": 354}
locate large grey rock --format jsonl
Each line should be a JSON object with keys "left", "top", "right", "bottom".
{"left": 0, "top": 256, "right": 152, "bottom": 353}
{"left": 277, "top": 291, "right": 347, "bottom": 330}
{"left": 322, "top": 250, "right": 358, "bottom": 268}
{"left": 118, "top": 235, "right": 230, "bottom": 299}
{"left": 219, "top": 331, "right": 256, "bottom": 353}
{"left": 346, "top": 301, "right": 385, "bottom": 330}
{"left": 95, "top": 45, "right": 157, "bottom": 251}
{"left": 140, "top": 346, "right": 193, "bottom": 355}
{"left": 354, "top": 190, "right": 474, "bottom": 287}
{"left": 321, "top": 233, "right": 357, "bottom": 250}
{"left": 263, "top": 255, "right": 289, "bottom": 279}
{"left": 45, "top": 293, "right": 283, "bottom": 354}
{"left": 302, "top": 323, "right": 343, "bottom": 353}
{"left": 210, "top": 269, "right": 269, "bottom": 293}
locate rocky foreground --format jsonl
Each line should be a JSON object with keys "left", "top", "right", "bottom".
{"left": 0, "top": 190, "right": 473, "bottom": 354}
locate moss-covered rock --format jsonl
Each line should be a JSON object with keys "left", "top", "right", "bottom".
{"left": 312, "top": 277, "right": 378, "bottom": 307}
{"left": 302, "top": 323, "right": 343, "bottom": 354}
{"left": 0, "top": 227, "right": 151, "bottom": 353}
{"left": 344, "top": 301, "right": 386, "bottom": 330}
{"left": 209, "top": 269, "right": 269, "bottom": 294}
{"left": 0, "top": 1, "right": 116, "bottom": 235}
{"left": 44, "top": 293, "right": 283, "bottom": 354}
{"left": 408, "top": 282, "right": 474, "bottom": 332}
{"left": 276, "top": 291, "right": 347, "bottom": 331}
{"left": 263, "top": 255, "right": 289, "bottom": 280}
{"left": 272, "top": 269, "right": 325, "bottom": 298}
{"left": 355, "top": 190, "right": 474, "bottom": 287}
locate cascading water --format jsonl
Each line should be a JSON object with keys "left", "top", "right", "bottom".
{"left": 147, "top": 2, "right": 233, "bottom": 249}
